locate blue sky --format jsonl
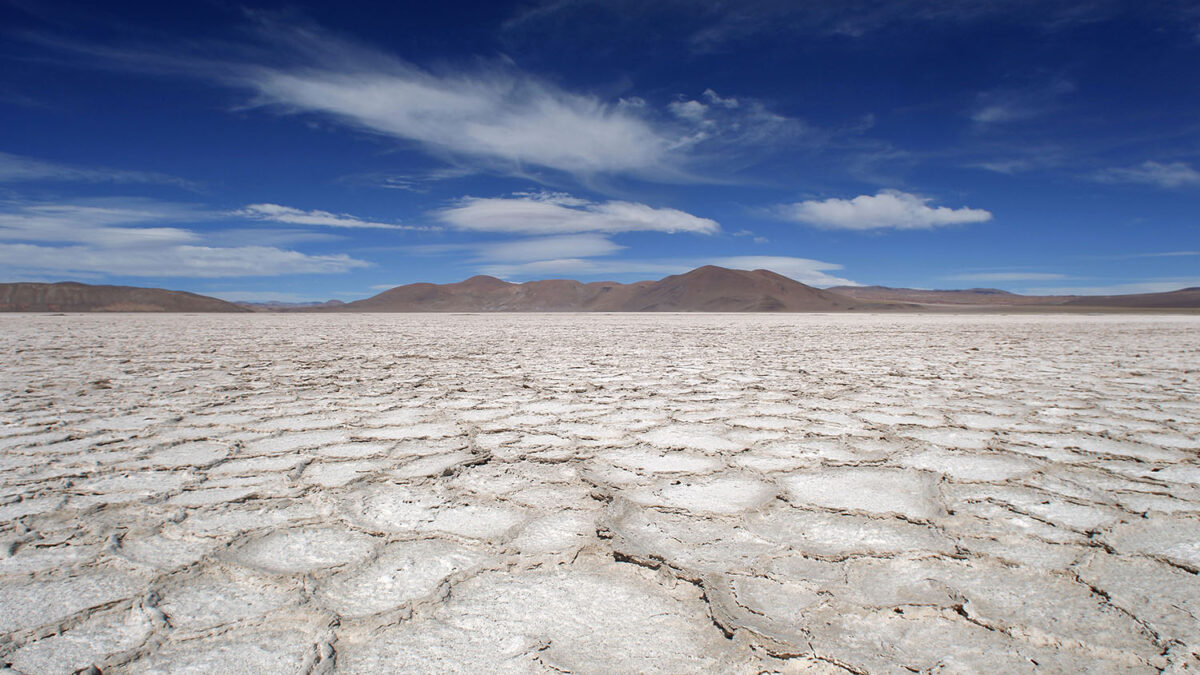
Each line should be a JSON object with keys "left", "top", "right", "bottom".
{"left": 1, "top": 0, "right": 1198, "bottom": 301}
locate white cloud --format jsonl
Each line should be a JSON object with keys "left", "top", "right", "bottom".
{"left": 205, "top": 228, "right": 343, "bottom": 247}
{"left": 506, "top": 0, "right": 1128, "bottom": 48}
{"left": 235, "top": 203, "right": 418, "bottom": 229}
{"left": 473, "top": 234, "right": 624, "bottom": 262}
{"left": 971, "top": 104, "right": 1026, "bottom": 125}
{"left": 946, "top": 272, "right": 1069, "bottom": 281}
{"left": 44, "top": 22, "right": 814, "bottom": 183}
{"left": 0, "top": 198, "right": 370, "bottom": 278}
{"left": 0, "top": 243, "right": 366, "bottom": 277}
{"left": 668, "top": 90, "right": 806, "bottom": 153}
{"left": 780, "top": 189, "right": 993, "bottom": 230}
{"left": 668, "top": 99, "right": 709, "bottom": 123}
{"left": 970, "top": 79, "right": 1074, "bottom": 126}
{"left": 477, "top": 258, "right": 618, "bottom": 278}
{"left": 970, "top": 158, "right": 1040, "bottom": 174}
{"left": 436, "top": 192, "right": 720, "bottom": 235}
{"left": 0, "top": 200, "right": 201, "bottom": 246}
{"left": 239, "top": 47, "right": 674, "bottom": 178}
{"left": 0, "top": 152, "right": 198, "bottom": 189}
{"left": 710, "top": 256, "right": 858, "bottom": 287}
{"left": 1095, "top": 161, "right": 1200, "bottom": 189}
{"left": 478, "top": 255, "right": 857, "bottom": 287}
{"left": 239, "top": 54, "right": 805, "bottom": 180}
{"left": 702, "top": 89, "right": 739, "bottom": 108}
{"left": 341, "top": 167, "right": 477, "bottom": 192}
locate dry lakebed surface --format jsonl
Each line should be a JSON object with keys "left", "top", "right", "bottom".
{"left": 1, "top": 313, "right": 1198, "bottom": 674}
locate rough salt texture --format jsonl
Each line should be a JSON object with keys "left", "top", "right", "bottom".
{"left": 1, "top": 313, "right": 1198, "bottom": 674}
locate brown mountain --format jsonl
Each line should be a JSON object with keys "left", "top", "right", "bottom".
{"left": 826, "top": 285, "right": 1071, "bottom": 306}
{"left": 1061, "top": 287, "right": 1200, "bottom": 309}
{"left": 827, "top": 285, "right": 1200, "bottom": 309}
{"left": 330, "top": 266, "right": 882, "bottom": 312}
{"left": 0, "top": 282, "right": 250, "bottom": 312}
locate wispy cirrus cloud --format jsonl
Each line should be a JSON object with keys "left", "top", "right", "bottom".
{"left": 477, "top": 254, "right": 858, "bottom": 287}
{"left": 0, "top": 198, "right": 369, "bottom": 278}
{"left": 780, "top": 189, "right": 993, "bottom": 230}
{"left": 405, "top": 232, "right": 627, "bottom": 265}
{"left": 712, "top": 255, "right": 858, "bottom": 286}
{"left": 1094, "top": 161, "right": 1200, "bottom": 189}
{"left": 243, "top": 62, "right": 673, "bottom": 179}
{"left": 435, "top": 191, "right": 721, "bottom": 235}
{"left": 472, "top": 234, "right": 625, "bottom": 262}
{"left": 0, "top": 151, "right": 199, "bottom": 190}
{"left": 970, "top": 79, "right": 1075, "bottom": 127}
{"left": 0, "top": 243, "right": 366, "bottom": 278}
{"left": 504, "top": 0, "right": 1130, "bottom": 51}
{"left": 232, "top": 46, "right": 810, "bottom": 181}
{"left": 0, "top": 199, "right": 202, "bottom": 246}
{"left": 37, "top": 19, "right": 810, "bottom": 184}
{"left": 1109, "top": 250, "right": 1200, "bottom": 258}
{"left": 338, "top": 167, "right": 478, "bottom": 192}
{"left": 945, "top": 272, "right": 1069, "bottom": 282}
{"left": 667, "top": 89, "right": 807, "bottom": 152}
{"left": 235, "top": 203, "right": 422, "bottom": 230}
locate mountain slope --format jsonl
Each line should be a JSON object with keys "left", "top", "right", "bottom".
{"left": 331, "top": 266, "right": 878, "bottom": 312}
{"left": 828, "top": 284, "right": 1200, "bottom": 309}
{"left": 0, "top": 282, "right": 250, "bottom": 312}
{"left": 1061, "top": 287, "right": 1200, "bottom": 309}
{"left": 621, "top": 266, "right": 856, "bottom": 311}
{"left": 826, "top": 285, "right": 1071, "bottom": 306}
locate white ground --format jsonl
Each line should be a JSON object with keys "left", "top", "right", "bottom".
{"left": 1, "top": 313, "right": 1198, "bottom": 674}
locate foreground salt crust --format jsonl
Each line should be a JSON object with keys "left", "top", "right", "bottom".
{"left": 1, "top": 313, "right": 1198, "bottom": 674}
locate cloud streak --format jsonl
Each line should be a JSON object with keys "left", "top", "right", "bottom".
{"left": 0, "top": 243, "right": 366, "bottom": 278}
{"left": 232, "top": 30, "right": 676, "bottom": 180}
{"left": 505, "top": 0, "right": 1131, "bottom": 50}
{"left": 0, "top": 152, "right": 199, "bottom": 190}
{"left": 780, "top": 189, "right": 993, "bottom": 230}
{"left": 235, "top": 203, "right": 419, "bottom": 230}
{"left": 472, "top": 234, "right": 624, "bottom": 262}
{"left": 946, "top": 272, "right": 1069, "bottom": 281}
{"left": 436, "top": 192, "right": 721, "bottom": 235}
{"left": 477, "top": 254, "right": 858, "bottom": 287}
{"left": 969, "top": 79, "right": 1075, "bottom": 127}
{"left": 0, "top": 198, "right": 370, "bottom": 278}
{"left": 1094, "top": 161, "right": 1200, "bottom": 189}
{"left": 30, "top": 18, "right": 822, "bottom": 185}
{"left": 0, "top": 200, "right": 202, "bottom": 246}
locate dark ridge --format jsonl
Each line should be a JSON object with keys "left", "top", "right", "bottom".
{"left": 0, "top": 282, "right": 249, "bottom": 313}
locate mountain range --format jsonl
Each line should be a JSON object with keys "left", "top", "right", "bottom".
{"left": 327, "top": 266, "right": 875, "bottom": 312}
{"left": 2, "top": 268, "right": 1198, "bottom": 312}
{"left": 0, "top": 282, "right": 249, "bottom": 313}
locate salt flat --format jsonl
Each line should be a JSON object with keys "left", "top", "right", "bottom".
{"left": 1, "top": 313, "right": 1198, "bottom": 674}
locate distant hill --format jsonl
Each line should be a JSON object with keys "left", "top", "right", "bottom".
{"left": 1061, "top": 287, "right": 1200, "bottom": 309}
{"left": 327, "top": 266, "right": 887, "bottom": 312}
{"left": 236, "top": 299, "right": 345, "bottom": 311}
{"left": 827, "top": 285, "right": 1200, "bottom": 309}
{"left": 0, "top": 282, "right": 250, "bottom": 312}
{"left": 827, "top": 285, "right": 1071, "bottom": 306}
{"left": 6, "top": 275, "right": 1195, "bottom": 314}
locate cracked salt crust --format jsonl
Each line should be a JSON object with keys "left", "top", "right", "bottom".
{"left": 1, "top": 313, "right": 1199, "bottom": 673}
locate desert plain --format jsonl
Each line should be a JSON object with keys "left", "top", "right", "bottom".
{"left": 1, "top": 312, "right": 1199, "bottom": 674}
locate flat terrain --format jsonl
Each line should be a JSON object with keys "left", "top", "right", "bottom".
{"left": 1, "top": 314, "right": 1198, "bottom": 674}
